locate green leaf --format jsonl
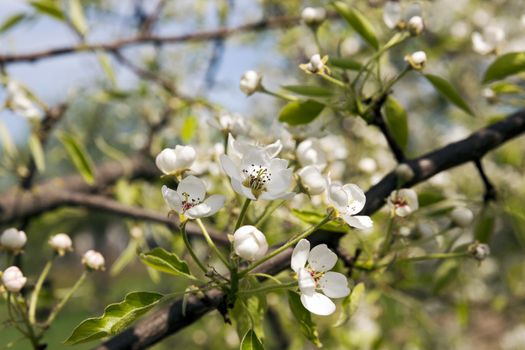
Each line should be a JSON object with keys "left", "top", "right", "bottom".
{"left": 335, "top": 282, "right": 365, "bottom": 327}
{"left": 28, "top": 134, "right": 46, "bottom": 172}
{"left": 69, "top": 0, "right": 88, "bottom": 35}
{"left": 474, "top": 205, "right": 495, "bottom": 243}
{"left": 424, "top": 74, "right": 474, "bottom": 116}
{"left": 58, "top": 132, "right": 95, "bottom": 185}
{"left": 483, "top": 52, "right": 525, "bottom": 83}
{"left": 30, "top": 0, "right": 65, "bottom": 21}
{"left": 383, "top": 96, "right": 409, "bottom": 150}
{"left": 278, "top": 100, "right": 325, "bottom": 126}
{"left": 231, "top": 277, "right": 267, "bottom": 341}
{"left": 282, "top": 85, "right": 333, "bottom": 97}
{"left": 292, "top": 209, "right": 346, "bottom": 233}
{"left": 0, "top": 13, "right": 26, "bottom": 34}
{"left": 139, "top": 247, "right": 194, "bottom": 280}
{"left": 490, "top": 82, "right": 524, "bottom": 95}
{"left": 64, "top": 291, "right": 163, "bottom": 345}
{"left": 0, "top": 121, "right": 18, "bottom": 159}
{"left": 240, "top": 329, "right": 264, "bottom": 350}
{"left": 329, "top": 57, "right": 363, "bottom": 71}
{"left": 288, "top": 291, "right": 322, "bottom": 347}
{"left": 97, "top": 52, "right": 117, "bottom": 88}
{"left": 333, "top": 2, "right": 379, "bottom": 50}
{"left": 432, "top": 260, "right": 459, "bottom": 294}
{"left": 181, "top": 115, "right": 198, "bottom": 143}
{"left": 110, "top": 239, "right": 139, "bottom": 276}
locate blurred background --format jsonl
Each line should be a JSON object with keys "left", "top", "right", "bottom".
{"left": 1, "top": 0, "right": 525, "bottom": 349}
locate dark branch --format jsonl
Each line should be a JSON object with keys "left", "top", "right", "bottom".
{"left": 96, "top": 109, "right": 525, "bottom": 349}
{"left": 474, "top": 159, "right": 497, "bottom": 202}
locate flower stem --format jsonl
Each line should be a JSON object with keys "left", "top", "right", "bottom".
{"left": 238, "top": 281, "right": 297, "bottom": 295}
{"left": 319, "top": 73, "right": 346, "bottom": 88}
{"left": 235, "top": 198, "right": 251, "bottom": 231}
{"left": 377, "top": 252, "right": 470, "bottom": 269}
{"left": 195, "top": 218, "right": 230, "bottom": 268}
{"left": 379, "top": 216, "right": 395, "bottom": 257}
{"left": 180, "top": 223, "right": 208, "bottom": 275}
{"left": 260, "top": 87, "right": 297, "bottom": 101}
{"left": 45, "top": 271, "right": 88, "bottom": 327}
{"left": 29, "top": 258, "right": 54, "bottom": 325}
{"left": 238, "top": 214, "right": 332, "bottom": 278}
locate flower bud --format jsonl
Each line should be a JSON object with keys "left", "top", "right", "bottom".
{"left": 469, "top": 242, "right": 490, "bottom": 261}
{"left": 301, "top": 7, "right": 326, "bottom": 26}
{"left": 155, "top": 145, "right": 196, "bottom": 176}
{"left": 395, "top": 163, "right": 414, "bottom": 183}
{"left": 0, "top": 228, "right": 27, "bottom": 253}
{"left": 82, "top": 250, "right": 105, "bottom": 271}
{"left": 450, "top": 207, "right": 474, "bottom": 228}
{"left": 1, "top": 266, "right": 27, "bottom": 293}
{"left": 358, "top": 157, "right": 377, "bottom": 174}
{"left": 48, "top": 233, "right": 73, "bottom": 256}
{"left": 407, "top": 16, "right": 424, "bottom": 36}
{"left": 233, "top": 225, "right": 268, "bottom": 261}
{"left": 297, "top": 166, "right": 326, "bottom": 195}
{"left": 239, "top": 70, "right": 262, "bottom": 96}
{"left": 404, "top": 51, "right": 427, "bottom": 70}
{"left": 296, "top": 138, "right": 327, "bottom": 169}
{"left": 483, "top": 88, "right": 497, "bottom": 104}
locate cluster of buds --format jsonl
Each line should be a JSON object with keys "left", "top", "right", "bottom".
{"left": 383, "top": 1, "right": 425, "bottom": 36}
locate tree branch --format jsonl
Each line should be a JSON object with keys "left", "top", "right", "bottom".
{"left": 95, "top": 109, "right": 525, "bottom": 349}
{"left": 474, "top": 159, "right": 497, "bottom": 202}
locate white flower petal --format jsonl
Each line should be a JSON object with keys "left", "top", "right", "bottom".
{"left": 328, "top": 183, "right": 348, "bottom": 209}
{"left": 231, "top": 179, "right": 256, "bottom": 200}
{"left": 220, "top": 154, "right": 242, "bottom": 181}
{"left": 298, "top": 267, "right": 316, "bottom": 295}
{"left": 202, "top": 194, "right": 225, "bottom": 216}
{"left": 265, "top": 139, "right": 283, "bottom": 158}
{"left": 342, "top": 215, "right": 373, "bottom": 230}
{"left": 308, "top": 244, "right": 337, "bottom": 272}
{"left": 176, "top": 175, "right": 206, "bottom": 202}
{"left": 319, "top": 272, "right": 350, "bottom": 298}
{"left": 186, "top": 203, "right": 211, "bottom": 219}
{"left": 291, "top": 239, "right": 310, "bottom": 273}
{"left": 300, "top": 292, "right": 336, "bottom": 316}
{"left": 161, "top": 185, "right": 183, "bottom": 212}
{"left": 343, "top": 184, "right": 366, "bottom": 215}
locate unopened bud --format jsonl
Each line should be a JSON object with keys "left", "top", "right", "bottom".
{"left": 82, "top": 250, "right": 106, "bottom": 271}
{"left": 1, "top": 266, "right": 27, "bottom": 293}
{"left": 240, "top": 70, "right": 262, "bottom": 96}
{"left": 407, "top": 16, "right": 424, "bottom": 36}
{"left": 233, "top": 226, "right": 268, "bottom": 261}
{"left": 469, "top": 242, "right": 490, "bottom": 261}
{"left": 301, "top": 7, "right": 326, "bottom": 26}
{"left": 405, "top": 51, "right": 427, "bottom": 70}
{"left": 0, "top": 228, "right": 27, "bottom": 254}
{"left": 395, "top": 163, "right": 414, "bottom": 183}
{"left": 450, "top": 207, "right": 474, "bottom": 227}
{"left": 49, "top": 233, "right": 73, "bottom": 256}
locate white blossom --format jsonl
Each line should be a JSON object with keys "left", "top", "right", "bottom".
{"left": 0, "top": 228, "right": 27, "bottom": 253}
{"left": 327, "top": 181, "right": 373, "bottom": 230}
{"left": 472, "top": 26, "right": 505, "bottom": 55}
{"left": 162, "top": 175, "right": 225, "bottom": 219}
{"left": 297, "top": 165, "right": 326, "bottom": 195}
{"left": 407, "top": 16, "right": 424, "bottom": 35}
{"left": 233, "top": 225, "right": 268, "bottom": 261}
{"left": 301, "top": 7, "right": 326, "bottom": 26}
{"left": 239, "top": 70, "right": 261, "bottom": 96}
{"left": 220, "top": 135, "right": 294, "bottom": 201}
{"left": 404, "top": 51, "right": 427, "bottom": 70}
{"left": 450, "top": 207, "right": 474, "bottom": 227}
{"left": 291, "top": 239, "right": 350, "bottom": 316}
{"left": 300, "top": 54, "right": 329, "bottom": 74}
{"left": 82, "top": 250, "right": 105, "bottom": 270}
{"left": 358, "top": 158, "right": 377, "bottom": 174}
{"left": 155, "top": 145, "right": 196, "bottom": 176}
{"left": 388, "top": 189, "right": 419, "bottom": 217}
{"left": 208, "top": 112, "right": 250, "bottom": 136}
{"left": 48, "top": 233, "right": 73, "bottom": 256}
{"left": 2, "top": 266, "right": 27, "bottom": 293}
{"left": 296, "top": 138, "right": 327, "bottom": 169}
{"left": 6, "top": 81, "right": 43, "bottom": 120}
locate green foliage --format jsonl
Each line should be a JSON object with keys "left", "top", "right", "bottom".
{"left": 97, "top": 52, "right": 117, "bottom": 88}
{"left": 474, "top": 204, "right": 496, "bottom": 243}
{"left": 287, "top": 291, "right": 322, "bottom": 347}
{"left": 58, "top": 132, "right": 95, "bottom": 185}
{"left": 0, "top": 13, "right": 26, "bottom": 34}
{"left": 292, "top": 209, "right": 347, "bottom": 233}
{"left": 68, "top": 0, "right": 88, "bottom": 35}
{"left": 333, "top": 2, "right": 379, "bottom": 50}
{"left": 483, "top": 52, "right": 525, "bottom": 83}
{"left": 30, "top": 0, "right": 65, "bottom": 21}
{"left": 240, "top": 329, "right": 264, "bottom": 350}
{"left": 335, "top": 282, "right": 365, "bottom": 326}
{"left": 278, "top": 100, "right": 325, "bottom": 125}
{"left": 64, "top": 292, "right": 163, "bottom": 345}
{"left": 423, "top": 74, "right": 475, "bottom": 116}
{"left": 231, "top": 280, "right": 267, "bottom": 342}
{"left": 384, "top": 96, "right": 409, "bottom": 150}
{"left": 329, "top": 57, "right": 363, "bottom": 70}
{"left": 282, "top": 85, "right": 333, "bottom": 97}
{"left": 28, "top": 134, "right": 46, "bottom": 172}
{"left": 181, "top": 115, "right": 198, "bottom": 143}
{"left": 139, "top": 247, "right": 195, "bottom": 280}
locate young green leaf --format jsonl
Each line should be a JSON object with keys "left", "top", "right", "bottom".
{"left": 333, "top": 2, "right": 379, "bottom": 50}
{"left": 0, "top": 121, "right": 18, "bottom": 159}
{"left": 335, "top": 282, "right": 365, "bottom": 327}
{"left": 30, "top": 0, "right": 65, "bottom": 21}
{"left": 474, "top": 204, "right": 495, "bottom": 243}
{"left": 329, "top": 57, "right": 363, "bottom": 71}
{"left": 181, "top": 115, "right": 198, "bottom": 143}
{"left": 69, "top": 0, "right": 88, "bottom": 35}
{"left": 28, "top": 134, "right": 46, "bottom": 172}
{"left": 288, "top": 291, "right": 322, "bottom": 347}
{"left": 58, "top": 132, "right": 95, "bottom": 185}
{"left": 292, "top": 209, "right": 346, "bottom": 233}
{"left": 383, "top": 96, "right": 409, "bottom": 150}
{"left": 424, "top": 74, "right": 475, "bottom": 116}
{"left": 139, "top": 247, "right": 194, "bottom": 280}
{"left": 278, "top": 100, "right": 325, "bottom": 125}
{"left": 282, "top": 85, "right": 333, "bottom": 97}
{"left": 0, "top": 13, "right": 26, "bottom": 34}
{"left": 110, "top": 239, "right": 139, "bottom": 276}
{"left": 241, "top": 329, "right": 264, "bottom": 350}
{"left": 64, "top": 292, "right": 163, "bottom": 345}
{"left": 97, "top": 52, "right": 117, "bottom": 88}
{"left": 483, "top": 52, "right": 525, "bottom": 84}
{"left": 231, "top": 277, "right": 267, "bottom": 341}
